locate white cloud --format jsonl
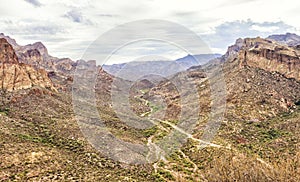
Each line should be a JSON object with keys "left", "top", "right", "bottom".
{"left": 201, "top": 20, "right": 295, "bottom": 54}
{"left": 251, "top": 25, "right": 279, "bottom": 33}
{"left": 0, "top": 0, "right": 299, "bottom": 62}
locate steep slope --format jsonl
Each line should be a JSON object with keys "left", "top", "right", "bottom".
{"left": 135, "top": 36, "right": 300, "bottom": 181}
{"left": 151, "top": 36, "right": 300, "bottom": 121}
{"left": 16, "top": 41, "right": 76, "bottom": 76}
{"left": 0, "top": 38, "right": 19, "bottom": 64}
{"left": 229, "top": 37, "right": 300, "bottom": 81}
{"left": 0, "top": 33, "right": 75, "bottom": 91}
{"left": 0, "top": 43, "right": 156, "bottom": 180}
{"left": 0, "top": 34, "right": 74, "bottom": 73}
{"left": 0, "top": 38, "right": 54, "bottom": 92}
{"left": 0, "top": 33, "right": 19, "bottom": 47}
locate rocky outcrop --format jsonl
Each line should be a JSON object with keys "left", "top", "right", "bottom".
{"left": 16, "top": 42, "right": 76, "bottom": 75}
{"left": 0, "top": 33, "right": 77, "bottom": 91}
{"left": 217, "top": 36, "right": 300, "bottom": 118}
{"left": 18, "top": 48, "right": 43, "bottom": 68}
{"left": 0, "top": 38, "right": 54, "bottom": 92}
{"left": 148, "top": 35, "right": 300, "bottom": 123}
{"left": 0, "top": 33, "right": 76, "bottom": 75}
{"left": 225, "top": 37, "right": 300, "bottom": 81}
{"left": 0, "top": 38, "right": 19, "bottom": 64}
{"left": 0, "top": 64, "right": 54, "bottom": 91}
{"left": 0, "top": 33, "right": 19, "bottom": 47}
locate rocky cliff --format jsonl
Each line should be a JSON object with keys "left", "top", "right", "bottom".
{"left": 224, "top": 37, "right": 300, "bottom": 81}
{"left": 0, "top": 33, "right": 77, "bottom": 91}
{"left": 0, "top": 38, "right": 54, "bottom": 91}
{"left": 0, "top": 33, "right": 76, "bottom": 75}
{"left": 0, "top": 38, "right": 19, "bottom": 64}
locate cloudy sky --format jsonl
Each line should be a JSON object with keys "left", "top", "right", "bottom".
{"left": 0, "top": 0, "right": 299, "bottom": 64}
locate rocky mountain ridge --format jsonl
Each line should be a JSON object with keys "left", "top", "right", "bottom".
{"left": 267, "top": 32, "right": 300, "bottom": 47}
{"left": 0, "top": 33, "right": 76, "bottom": 76}
{"left": 145, "top": 35, "right": 300, "bottom": 123}
{"left": 223, "top": 36, "right": 300, "bottom": 81}
{"left": 0, "top": 38, "right": 54, "bottom": 92}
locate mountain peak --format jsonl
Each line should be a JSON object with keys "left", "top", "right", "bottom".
{"left": 0, "top": 33, "right": 19, "bottom": 47}
{"left": 26, "top": 41, "right": 48, "bottom": 57}
{"left": 0, "top": 39, "right": 55, "bottom": 91}
{"left": 0, "top": 38, "right": 19, "bottom": 64}
{"left": 267, "top": 32, "right": 300, "bottom": 46}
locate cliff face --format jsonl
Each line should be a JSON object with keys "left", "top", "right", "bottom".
{"left": 226, "top": 37, "right": 300, "bottom": 81}
{"left": 0, "top": 38, "right": 19, "bottom": 64}
{"left": 16, "top": 42, "right": 76, "bottom": 75}
{"left": 0, "top": 38, "right": 54, "bottom": 92}
{"left": 0, "top": 33, "right": 76, "bottom": 75}
{"left": 0, "top": 33, "right": 76, "bottom": 91}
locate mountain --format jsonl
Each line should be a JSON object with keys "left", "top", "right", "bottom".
{"left": 137, "top": 35, "right": 300, "bottom": 180}
{"left": 175, "top": 53, "right": 221, "bottom": 67}
{"left": 0, "top": 38, "right": 54, "bottom": 92}
{"left": 0, "top": 36, "right": 150, "bottom": 181}
{"left": 0, "top": 33, "right": 76, "bottom": 91}
{"left": 222, "top": 36, "right": 300, "bottom": 115}
{"left": 267, "top": 32, "right": 300, "bottom": 47}
{"left": 0, "top": 33, "right": 18, "bottom": 47}
{"left": 146, "top": 36, "right": 300, "bottom": 130}
{"left": 15, "top": 42, "right": 76, "bottom": 76}
{"left": 223, "top": 37, "right": 300, "bottom": 80}
{"left": 102, "top": 54, "right": 221, "bottom": 81}
{"left": 0, "top": 33, "right": 300, "bottom": 181}
{"left": 0, "top": 33, "right": 74, "bottom": 72}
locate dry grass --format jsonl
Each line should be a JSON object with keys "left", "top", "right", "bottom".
{"left": 199, "top": 149, "right": 300, "bottom": 182}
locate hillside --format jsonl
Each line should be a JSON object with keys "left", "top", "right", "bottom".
{"left": 0, "top": 33, "right": 299, "bottom": 181}
{"left": 124, "top": 36, "right": 300, "bottom": 180}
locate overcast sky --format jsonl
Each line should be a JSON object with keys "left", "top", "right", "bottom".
{"left": 0, "top": 0, "right": 299, "bottom": 64}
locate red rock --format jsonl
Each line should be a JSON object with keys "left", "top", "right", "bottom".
{"left": 0, "top": 38, "right": 55, "bottom": 92}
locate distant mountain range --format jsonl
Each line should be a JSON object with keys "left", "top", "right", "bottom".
{"left": 103, "top": 32, "right": 300, "bottom": 82}
{"left": 103, "top": 54, "right": 221, "bottom": 81}
{"left": 267, "top": 32, "right": 300, "bottom": 47}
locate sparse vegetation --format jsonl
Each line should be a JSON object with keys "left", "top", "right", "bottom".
{"left": 0, "top": 32, "right": 300, "bottom": 181}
